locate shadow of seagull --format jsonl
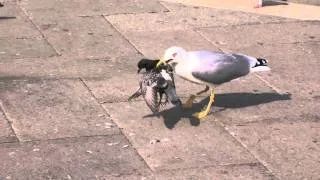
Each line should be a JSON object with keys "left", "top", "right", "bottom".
{"left": 263, "top": 0, "right": 288, "bottom": 7}
{"left": 0, "top": 16, "right": 17, "bottom": 20}
{"left": 143, "top": 92, "right": 291, "bottom": 129}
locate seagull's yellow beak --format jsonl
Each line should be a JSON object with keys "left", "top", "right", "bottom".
{"left": 156, "top": 57, "right": 165, "bottom": 68}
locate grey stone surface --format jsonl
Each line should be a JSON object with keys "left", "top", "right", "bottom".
{"left": 0, "top": 108, "right": 18, "bottom": 143}
{"left": 27, "top": 12, "right": 139, "bottom": 58}
{"left": 0, "top": 2, "right": 41, "bottom": 38}
{"left": 119, "top": 30, "right": 218, "bottom": 58}
{"left": 160, "top": 2, "right": 295, "bottom": 28}
{"left": 20, "top": 0, "right": 167, "bottom": 16}
{"left": 227, "top": 116, "right": 320, "bottom": 180}
{"left": 102, "top": 101, "right": 258, "bottom": 172}
{"left": 1, "top": 0, "right": 319, "bottom": 178}
{"left": 0, "top": 135, "right": 150, "bottom": 179}
{"left": 198, "top": 21, "right": 320, "bottom": 51}
{"left": 0, "top": 79, "right": 119, "bottom": 141}
{"left": 153, "top": 163, "right": 275, "bottom": 180}
{"left": 289, "top": 0, "right": 320, "bottom": 6}
{"left": 0, "top": 37, "right": 57, "bottom": 59}
{"left": 0, "top": 55, "right": 140, "bottom": 79}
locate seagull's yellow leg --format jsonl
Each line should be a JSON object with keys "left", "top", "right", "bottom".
{"left": 182, "top": 94, "right": 196, "bottom": 108}
{"left": 193, "top": 89, "right": 215, "bottom": 119}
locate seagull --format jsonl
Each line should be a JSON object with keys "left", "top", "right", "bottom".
{"left": 129, "top": 58, "right": 181, "bottom": 113}
{"left": 156, "top": 46, "right": 270, "bottom": 119}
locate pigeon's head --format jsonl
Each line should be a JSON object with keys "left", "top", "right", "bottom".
{"left": 156, "top": 46, "right": 187, "bottom": 68}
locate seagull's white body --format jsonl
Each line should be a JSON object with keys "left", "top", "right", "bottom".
{"left": 157, "top": 46, "right": 270, "bottom": 119}
{"left": 174, "top": 54, "right": 204, "bottom": 84}
{"left": 169, "top": 50, "right": 270, "bottom": 87}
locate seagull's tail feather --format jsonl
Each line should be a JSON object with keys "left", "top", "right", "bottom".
{"left": 250, "top": 58, "right": 271, "bottom": 72}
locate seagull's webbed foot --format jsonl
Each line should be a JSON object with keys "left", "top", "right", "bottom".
{"left": 193, "top": 89, "right": 215, "bottom": 119}
{"left": 182, "top": 94, "right": 196, "bottom": 108}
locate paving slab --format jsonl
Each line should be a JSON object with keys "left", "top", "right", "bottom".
{"left": 27, "top": 11, "right": 139, "bottom": 58}
{"left": 0, "top": 108, "right": 18, "bottom": 143}
{"left": 227, "top": 116, "right": 320, "bottom": 180}
{"left": 103, "top": 27, "right": 218, "bottom": 58}
{"left": 162, "top": 0, "right": 320, "bottom": 21}
{"left": 20, "top": 0, "right": 167, "bottom": 16}
{"left": 198, "top": 21, "right": 320, "bottom": 51}
{"left": 0, "top": 55, "right": 140, "bottom": 79}
{"left": 160, "top": 2, "right": 295, "bottom": 28}
{"left": 0, "top": 2, "right": 41, "bottom": 38}
{"left": 0, "top": 79, "right": 119, "bottom": 142}
{"left": 102, "top": 100, "right": 259, "bottom": 172}
{"left": 0, "top": 37, "right": 57, "bottom": 59}
{"left": 152, "top": 163, "right": 275, "bottom": 180}
{"left": 0, "top": 135, "right": 150, "bottom": 179}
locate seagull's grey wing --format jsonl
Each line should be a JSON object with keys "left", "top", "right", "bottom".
{"left": 191, "top": 53, "right": 251, "bottom": 84}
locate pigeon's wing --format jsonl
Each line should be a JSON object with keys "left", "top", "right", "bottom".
{"left": 142, "top": 85, "right": 159, "bottom": 113}
{"left": 140, "top": 73, "right": 160, "bottom": 113}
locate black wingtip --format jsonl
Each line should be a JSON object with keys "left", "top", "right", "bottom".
{"left": 255, "top": 58, "right": 268, "bottom": 67}
{"left": 0, "top": 3, "right": 4, "bottom": 7}
{"left": 257, "top": 58, "right": 268, "bottom": 64}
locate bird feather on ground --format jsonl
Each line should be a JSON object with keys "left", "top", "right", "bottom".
{"left": 156, "top": 46, "right": 270, "bottom": 119}
{"left": 128, "top": 58, "right": 181, "bottom": 113}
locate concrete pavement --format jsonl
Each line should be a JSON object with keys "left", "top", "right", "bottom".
{"left": 0, "top": 0, "right": 319, "bottom": 179}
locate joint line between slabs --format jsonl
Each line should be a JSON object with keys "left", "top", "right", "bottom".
{"left": 78, "top": 78, "right": 154, "bottom": 173}
{"left": 216, "top": 120, "right": 281, "bottom": 180}
{"left": 158, "top": 1, "right": 172, "bottom": 12}
{"left": 0, "top": 102, "right": 20, "bottom": 142}
{"left": 0, "top": 133, "right": 123, "bottom": 145}
{"left": 101, "top": 15, "right": 145, "bottom": 57}
{"left": 198, "top": 19, "right": 305, "bottom": 29}
{"left": 194, "top": 28, "right": 226, "bottom": 52}
{"left": 254, "top": 74, "right": 283, "bottom": 94}
{"left": 17, "top": 4, "right": 62, "bottom": 56}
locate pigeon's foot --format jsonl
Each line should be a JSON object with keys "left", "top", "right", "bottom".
{"left": 182, "top": 94, "right": 196, "bottom": 108}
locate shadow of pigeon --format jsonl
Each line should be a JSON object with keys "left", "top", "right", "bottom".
{"left": 143, "top": 92, "right": 291, "bottom": 129}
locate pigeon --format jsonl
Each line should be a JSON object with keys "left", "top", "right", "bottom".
{"left": 128, "top": 58, "right": 181, "bottom": 113}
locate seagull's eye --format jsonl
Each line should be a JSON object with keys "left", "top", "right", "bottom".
{"left": 165, "top": 59, "right": 173, "bottom": 63}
